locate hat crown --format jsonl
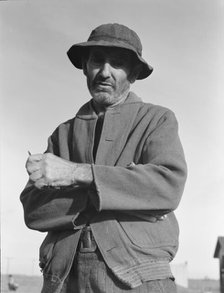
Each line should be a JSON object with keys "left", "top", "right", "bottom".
{"left": 88, "top": 23, "right": 143, "bottom": 56}
{"left": 67, "top": 23, "right": 153, "bottom": 79}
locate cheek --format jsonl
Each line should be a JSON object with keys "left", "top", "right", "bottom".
{"left": 86, "top": 64, "right": 99, "bottom": 79}
{"left": 117, "top": 69, "right": 130, "bottom": 83}
{"left": 117, "top": 74, "right": 130, "bottom": 90}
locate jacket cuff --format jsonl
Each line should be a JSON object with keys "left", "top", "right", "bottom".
{"left": 88, "top": 164, "right": 100, "bottom": 211}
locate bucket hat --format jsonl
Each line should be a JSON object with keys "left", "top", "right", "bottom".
{"left": 67, "top": 23, "right": 153, "bottom": 80}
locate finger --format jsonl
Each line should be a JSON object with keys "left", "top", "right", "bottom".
{"left": 157, "top": 215, "right": 167, "bottom": 221}
{"left": 50, "top": 181, "right": 59, "bottom": 187}
{"left": 147, "top": 216, "right": 157, "bottom": 223}
{"left": 26, "top": 162, "right": 41, "bottom": 174}
{"left": 50, "top": 180, "right": 69, "bottom": 187}
{"left": 28, "top": 154, "right": 43, "bottom": 162}
{"left": 29, "top": 170, "right": 43, "bottom": 182}
{"left": 34, "top": 178, "right": 48, "bottom": 189}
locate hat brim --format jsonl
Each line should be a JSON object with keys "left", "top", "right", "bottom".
{"left": 67, "top": 40, "right": 153, "bottom": 80}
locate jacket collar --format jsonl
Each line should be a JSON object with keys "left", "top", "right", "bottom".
{"left": 74, "top": 91, "right": 143, "bottom": 166}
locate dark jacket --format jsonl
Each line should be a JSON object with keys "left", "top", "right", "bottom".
{"left": 20, "top": 92, "right": 187, "bottom": 292}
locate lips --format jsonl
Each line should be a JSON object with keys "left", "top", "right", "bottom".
{"left": 95, "top": 81, "right": 112, "bottom": 87}
{"left": 93, "top": 81, "right": 113, "bottom": 92}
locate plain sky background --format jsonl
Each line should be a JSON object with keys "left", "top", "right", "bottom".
{"left": 1, "top": 0, "right": 224, "bottom": 279}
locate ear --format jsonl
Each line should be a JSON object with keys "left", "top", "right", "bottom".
{"left": 129, "top": 63, "right": 141, "bottom": 83}
{"left": 82, "top": 60, "right": 87, "bottom": 76}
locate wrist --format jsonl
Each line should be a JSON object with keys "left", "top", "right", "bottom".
{"left": 72, "top": 163, "right": 93, "bottom": 186}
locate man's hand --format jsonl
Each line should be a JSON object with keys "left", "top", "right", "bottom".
{"left": 148, "top": 215, "right": 167, "bottom": 222}
{"left": 25, "top": 153, "right": 93, "bottom": 189}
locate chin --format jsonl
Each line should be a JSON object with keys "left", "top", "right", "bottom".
{"left": 92, "top": 92, "right": 115, "bottom": 106}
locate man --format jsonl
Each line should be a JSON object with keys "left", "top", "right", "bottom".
{"left": 20, "top": 23, "right": 187, "bottom": 293}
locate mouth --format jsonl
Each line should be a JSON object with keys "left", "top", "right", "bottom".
{"left": 93, "top": 83, "right": 113, "bottom": 93}
{"left": 95, "top": 81, "right": 113, "bottom": 88}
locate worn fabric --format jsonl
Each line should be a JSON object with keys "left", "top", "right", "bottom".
{"left": 20, "top": 92, "right": 187, "bottom": 293}
{"left": 69, "top": 228, "right": 177, "bottom": 293}
{"left": 67, "top": 23, "right": 153, "bottom": 80}
{"left": 63, "top": 248, "right": 177, "bottom": 293}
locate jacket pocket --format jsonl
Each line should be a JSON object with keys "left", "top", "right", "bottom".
{"left": 119, "top": 212, "right": 179, "bottom": 248}
{"left": 39, "top": 231, "right": 59, "bottom": 272}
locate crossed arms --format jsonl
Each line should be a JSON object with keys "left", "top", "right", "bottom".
{"left": 21, "top": 109, "right": 187, "bottom": 232}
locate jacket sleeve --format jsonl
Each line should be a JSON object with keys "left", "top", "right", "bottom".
{"left": 20, "top": 131, "right": 88, "bottom": 232}
{"left": 90, "top": 110, "right": 187, "bottom": 214}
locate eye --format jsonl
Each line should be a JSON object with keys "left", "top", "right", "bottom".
{"left": 111, "top": 58, "right": 125, "bottom": 68}
{"left": 90, "top": 54, "right": 104, "bottom": 65}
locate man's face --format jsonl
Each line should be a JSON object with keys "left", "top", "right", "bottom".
{"left": 84, "top": 47, "right": 133, "bottom": 107}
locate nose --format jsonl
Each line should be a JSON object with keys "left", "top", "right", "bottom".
{"left": 99, "top": 62, "right": 111, "bottom": 78}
